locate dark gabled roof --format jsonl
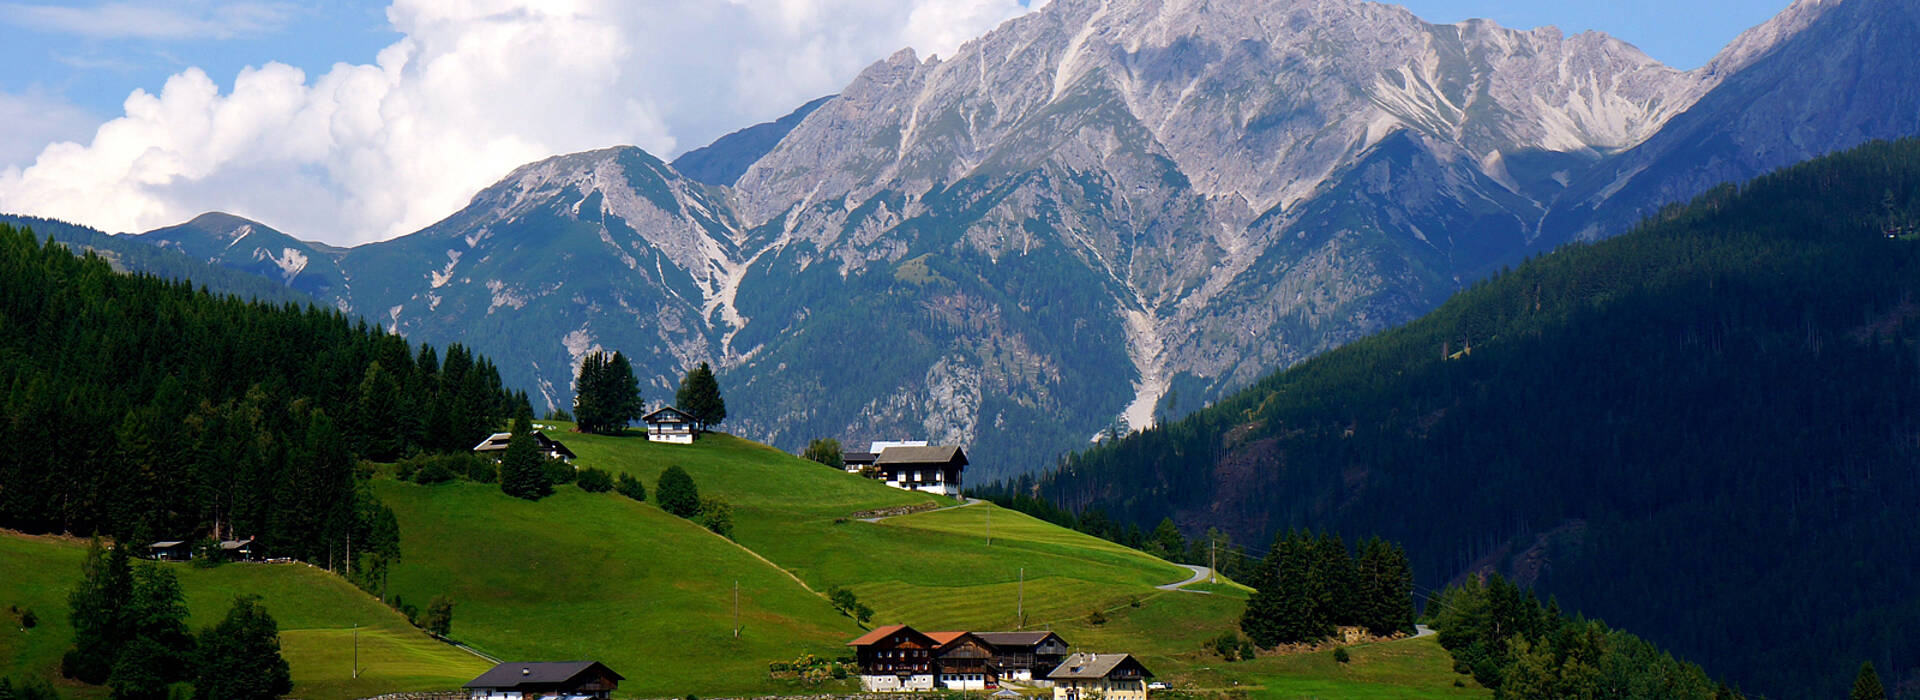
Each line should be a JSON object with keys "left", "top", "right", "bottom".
{"left": 874, "top": 445, "right": 968, "bottom": 466}
{"left": 843, "top": 451, "right": 879, "bottom": 464}
{"left": 643, "top": 406, "right": 696, "bottom": 424}
{"left": 1047, "top": 653, "right": 1153, "bottom": 680}
{"left": 472, "top": 431, "right": 575, "bottom": 458}
{"left": 975, "top": 631, "right": 1067, "bottom": 648}
{"left": 150, "top": 541, "right": 187, "bottom": 549}
{"left": 464, "top": 661, "right": 624, "bottom": 690}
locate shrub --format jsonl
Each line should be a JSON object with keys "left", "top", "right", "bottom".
{"left": 18, "top": 608, "right": 35, "bottom": 629}
{"left": 411, "top": 461, "right": 457, "bottom": 485}
{"left": 421, "top": 596, "right": 455, "bottom": 637}
{"left": 1333, "top": 647, "right": 1351, "bottom": 664}
{"left": 657, "top": 466, "right": 700, "bottom": 517}
{"left": 1210, "top": 632, "right": 1245, "bottom": 661}
{"left": 615, "top": 473, "right": 647, "bottom": 502}
{"left": 697, "top": 497, "right": 734, "bottom": 539}
{"left": 577, "top": 468, "right": 614, "bottom": 493}
{"left": 1087, "top": 610, "right": 1108, "bottom": 625}
{"left": 544, "top": 459, "right": 577, "bottom": 485}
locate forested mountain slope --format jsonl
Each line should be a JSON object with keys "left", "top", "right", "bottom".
{"left": 0, "top": 214, "right": 312, "bottom": 306}
{"left": 0, "top": 221, "right": 521, "bottom": 561}
{"left": 1012, "top": 138, "right": 1920, "bottom": 698}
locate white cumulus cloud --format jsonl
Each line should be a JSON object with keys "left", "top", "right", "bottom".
{"left": 0, "top": 0, "right": 1036, "bottom": 245}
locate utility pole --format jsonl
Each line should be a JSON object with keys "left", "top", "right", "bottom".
{"left": 1017, "top": 567, "right": 1024, "bottom": 628}
{"left": 352, "top": 623, "right": 360, "bottom": 678}
{"left": 1210, "top": 539, "right": 1217, "bottom": 584}
{"left": 733, "top": 580, "right": 740, "bottom": 638}
{"left": 986, "top": 505, "right": 992, "bottom": 547}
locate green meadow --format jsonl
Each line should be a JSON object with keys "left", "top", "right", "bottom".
{"left": 3, "top": 428, "right": 1483, "bottom": 698}
{"left": 0, "top": 532, "right": 490, "bottom": 700}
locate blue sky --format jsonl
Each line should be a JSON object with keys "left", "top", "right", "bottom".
{"left": 0, "top": 0, "right": 1800, "bottom": 244}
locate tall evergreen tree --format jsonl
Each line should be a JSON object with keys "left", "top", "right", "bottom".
{"left": 193, "top": 596, "right": 292, "bottom": 700}
{"left": 1851, "top": 662, "right": 1886, "bottom": 700}
{"left": 675, "top": 361, "right": 727, "bottom": 431}
{"left": 499, "top": 410, "right": 550, "bottom": 501}
{"left": 1151, "top": 518, "right": 1186, "bottom": 562}
{"left": 64, "top": 539, "right": 133, "bottom": 684}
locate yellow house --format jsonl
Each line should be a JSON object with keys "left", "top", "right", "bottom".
{"left": 1048, "top": 653, "right": 1154, "bottom": 700}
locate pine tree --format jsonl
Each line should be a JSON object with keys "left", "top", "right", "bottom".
{"left": 1852, "top": 661, "right": 1886, "bottom": 700}
{"left": 676, "top": 361, "right": 726, "bottom": 431}
{"left": 656, "top": 465, "right": 700, "bottom": 518}
{"left": 194, "top": 596, "right": 292, "bottom": 700}
{"left": 65, "top": 539, "right": 134, "bottom": 684}
{"left": 604, "top": 351, "right": 642, "bottom": 431}
{"left": 1152, "top": 518, "right": 1186, "bottom": 562}
{"left": 572, "top": 352, "right": 607, "bottom": 433}
{"left": 499, "top": 411, "right": 550, "bottom": 501}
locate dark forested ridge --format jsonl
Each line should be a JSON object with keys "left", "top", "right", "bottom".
{"left": 0, "top": 222, "right": 524, "bottom": 575}
{"left": 1006, "top": 139, "right": 1920, "bottom": 698}
{"left": 0, "top": 214, "right": 315, "bottom": 307}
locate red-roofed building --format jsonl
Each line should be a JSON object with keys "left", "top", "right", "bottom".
{"left": 848, "top": 625, "right": 937, "bottom": 692}
{"left": 926, "top": 631, "right": 998, "bottom": 690}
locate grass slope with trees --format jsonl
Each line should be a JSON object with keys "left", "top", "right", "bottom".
{"left": 1011, "top": 138, "right": 1920, "bottom": 698}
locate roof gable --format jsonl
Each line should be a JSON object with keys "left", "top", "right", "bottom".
{"left": 874, "top": 445, "right": 968, "bottom": 466}
{"left": 1047, "top": 653, "right": 1153, "bottom": 680}
{"left": 975, "top": 631, "right": 1068, "bottom": 649}
{"left": 848, "top": 624, "right": 936, "bottom": 648}
{"left": 464, "top": 661, "right": 624, "bottom": 690}
{"left": 643, "top": 406, "right": 696, "bottom": 423}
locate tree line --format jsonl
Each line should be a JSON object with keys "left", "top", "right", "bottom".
{"left": 1240, "top": 530, "right": 1415, "bottom": 647}
{"left": 1429, "top": 573, "right": 1741, "bottom": 699}
{"left": 0, "top": 222, "right": 524, "bottom": 573}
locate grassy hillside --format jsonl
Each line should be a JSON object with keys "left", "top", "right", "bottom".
{"left": 5, "top": 429, "right": 1484, "bottom": 699}
{"left": 0, "top": 532, "right": 490, "bottom": 700}
{"left": 372, "top": 479, "right": 866, "bottom": 697}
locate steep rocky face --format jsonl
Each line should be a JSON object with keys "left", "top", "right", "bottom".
{"left": 718, "top": 0, "right": 1707, "bottom": 472}
{"left": 1543, "top": 0, "right": 1920, "bottom": 242}
{"left": 336, "top": 147, "right": 744, "bottom": 409}
{"left": 137, "top": 212, "right": 350, "bottom": 305}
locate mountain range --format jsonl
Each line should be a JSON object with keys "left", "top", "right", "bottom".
{"left": 52, "top": 0, "right": 1920, "bottom": 481}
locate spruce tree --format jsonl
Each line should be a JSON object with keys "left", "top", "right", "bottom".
{"left": 1852, "top": 661, "right": 1886, "bottom": 700}
{"left": 605, "top": 351, "right": 642, "bottom": 431}
{"left": 1152, "top": 518, "right": 1186, "bottom": 562}
{"left": 572, "top": 352, "right": 607, "bottom": 433}
{"left": 499, "top": 411, "right": 550, "bottom": 501}
{"left": 65, "top": 539, "right": 133, "bottom": 684}
{"left": 656, "top": 465, "right": 700, "bottom": 518}
{"left": 676, "top": 361, "right": 726, "bottom": 431}
{"left": 194, "top": 596, "right": 292, "bottom": 700}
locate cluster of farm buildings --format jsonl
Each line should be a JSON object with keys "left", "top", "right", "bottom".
{"left": 847, "top": 624, "right": 1154, "bottom": 697}
{"left": 456, "top": 627, "right": 1155, "bottom": 700}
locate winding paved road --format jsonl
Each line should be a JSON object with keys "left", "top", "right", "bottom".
{"left": 1157, "top": 564, "right": 1215, "bottom": 593}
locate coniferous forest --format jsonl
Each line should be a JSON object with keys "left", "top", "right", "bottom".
{"left": 0, "top": 223, "right": 525, "bottom": 573}
{"left": 1003, "top": 139, "right": 1920, "bottom": 697}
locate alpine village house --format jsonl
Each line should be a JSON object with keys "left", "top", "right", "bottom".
{"left": 848, "top": 625, "right": 1146, "bottom": 695}
{"left": 842, "top": 441, "right": 969, "bottom": 497}
{"left": 464, "top": 661, "right": 624, "bottom": 700}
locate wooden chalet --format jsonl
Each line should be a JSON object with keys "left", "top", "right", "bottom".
{"left": 975, "top": 631, "right": 1071, "bottom": 681}
{"left": 843, "top": 451, "right": 879, "bottom": 473}
{"left": 472, "top": 431, "right": 578, "bottom": 462}
{"left": 642, "top": 406, "right": 698, "bottom": 444}
{"left": 927, "top": 631, "right": 998, "bottom": 690}
{"left": 848, "top": 624, "right": 938, "bottom": 692}
{"left": 148, "top": 541, "right": 191, "bottom": 562}
{"left": 872, "top": 445, "right": 967, "bottom": 497}
{"left": 464, "top": 661, "right": 623, "bottom": 700}
{"left": 1048, "top": 653, "right": 1154, "bottom": 700}
{"left": 218, "top": 537, "right": 258, "bottom": 561}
